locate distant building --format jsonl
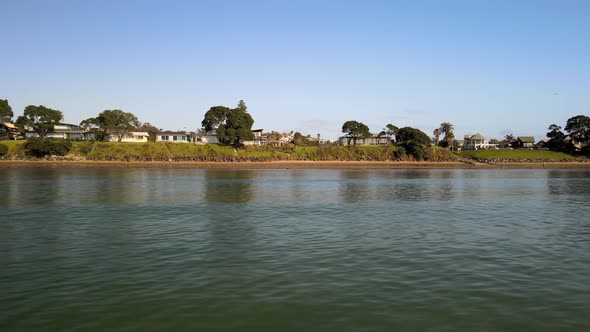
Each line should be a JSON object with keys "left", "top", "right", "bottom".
{"left": 108, "top": 131, "right": 149, "bottom": 143}
{"left": 339, "top": 134, "right": 391, "bottom": 146}
{"left": 513, "top": 136, "right": 535, "bottom": 148}
{"left": 462, "top": 133, "right": 497, "bottom": 150}
{"left": 196, "top": 130, "right": 219, "bottom": 144}
{"left": 242, "top": 128, "right": 265, "bottom": 146}
{"left": 24, "top": 123, "right": 96, "bottom": 141}
{"left": 0, "top": 122, "right": 19, "bottom": 140}
{"left": 156, "top": 131, "right": 190, "bottom": 143}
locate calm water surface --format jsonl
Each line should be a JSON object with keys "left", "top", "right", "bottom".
{"left": 1, "top": 168, "right": 589, "bottom": 331}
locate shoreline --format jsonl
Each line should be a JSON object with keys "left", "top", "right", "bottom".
{"left": 1, "top": 160, "right": 590, "bottom": 169}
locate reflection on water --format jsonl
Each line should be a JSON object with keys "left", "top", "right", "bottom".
{"left": 1, "top": 168, "right": 590, "bottom": 331}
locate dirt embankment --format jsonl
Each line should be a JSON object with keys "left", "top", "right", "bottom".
{"left": 1, "top": 160, "right": 590, "bottom": 170}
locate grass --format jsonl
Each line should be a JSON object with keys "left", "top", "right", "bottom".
{"left": 460, "top": 149, "right": 576, "bottom": 160}
{"left": 0, "top": 140, "right": 27, "bottom": 157}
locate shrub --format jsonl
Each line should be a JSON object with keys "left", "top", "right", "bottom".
{"left": 403, "top": 143, "right": 425, "bottom": 161}
{"left": 25, "top": 138, "right": 73, "bottom": 157}
{"left": 0, "top": 144, "right": 7, "bottom": 156}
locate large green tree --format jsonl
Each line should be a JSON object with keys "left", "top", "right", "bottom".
{"left": 201, "top": 101, "right": 255, "bottom": 146}
{"left": 83, "top": 109, "right": 140, "bottom": 142}
{"left": 17, "top": 105, "right": 63, "bottom": 137}
{"left": 341, "top": 120, "right": 371, "bottom": 145}
{"left": 0, "top": 99, "right": 13, "bottom": 122}
{"left": 546, "top": 124, "right": 569, "bottom": 152}
{"left": 564, "top": 115, "right": 590, "bottom": 144}
{"left": 395, "top": 127, "right": 432, "bottom": 146}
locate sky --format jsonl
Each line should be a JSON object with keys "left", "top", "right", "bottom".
{"left": 1, "top": 0, "right": 589, "bottom": 140}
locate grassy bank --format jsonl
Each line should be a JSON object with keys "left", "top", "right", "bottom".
{"left": 1, "top": 140, "right": 458, "bottom": 162}
{"left": 460, "top": 149, "right": 578, "bottom": 162}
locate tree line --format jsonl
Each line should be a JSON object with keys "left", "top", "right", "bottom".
{"left": 2, "top": 98, "right": 589, "bottom": 156}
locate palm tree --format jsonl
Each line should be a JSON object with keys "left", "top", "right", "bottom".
{"left": 433, "top": 128, "right": 442, "bottom": 145}
{"left": 439, "top": 122, "right": 455, "bottom": 150}
{"left": 504, "top": 134, "right": 515, "bottom": 143}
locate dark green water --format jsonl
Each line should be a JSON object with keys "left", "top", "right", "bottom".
{"left": 1, "top": 168, "right": 589, "bottom": 331}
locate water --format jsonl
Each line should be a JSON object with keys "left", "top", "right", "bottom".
{"left": 1, "top": 168, "right": 589, "bottom": 331}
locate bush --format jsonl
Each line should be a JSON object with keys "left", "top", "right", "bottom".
{"left": 25, "top": 138, "right": 73, "bottom": 157}
{"left": 0, "top": 143, "right": 7, "bottom": 156}
{"left": 403, "top": 143, "right": 425, "bottom": 161}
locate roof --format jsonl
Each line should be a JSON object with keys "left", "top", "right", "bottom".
{"left": 1, "top": 122, "right": 17, "bottom": 129}
{"left": 518, "top": 136, "right": 535, "bottom": 143}
{"left": 129, "top": 131, "right": 149, "bottom": 136}
{"left": 465, "top": 133, "right": 485, "bottom": 140}
{"left": 251, "top": 128, "right": 264, "bottom": 132}
{"left": 157, "top": 131, "right": 187, "bottom": 135}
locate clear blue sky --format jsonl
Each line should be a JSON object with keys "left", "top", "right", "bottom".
{"left": 2, "top": 0, "right": 588, "bottom": 140}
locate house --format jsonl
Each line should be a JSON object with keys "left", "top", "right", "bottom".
{"left": 242, "top": 128, "right": 265, "bottom": 146}
{"left": 24, "top": 123, "right": 96, "bottom": 141}
{"left": 109, "top": 131, "right": 149, "bottom": 142}
{"left": 339, "top": 134, "right": 392, "bottom": 146}
{"left": 462, "top": 133, "right": 497, "bottom": 150}
{"left": 196, "top": 130, "right": 219, "bottom": 144}
{"left": 156, "top": 131, "right": 190, "bottom": 143}
{"left": 536, "top": 138, "right": 550, "bottom": 149}
{"left": 513, "top": 136, "right": 535, "bottom": 148}
{"left": 0, "top": 122, "right": 19, "bottom": 140}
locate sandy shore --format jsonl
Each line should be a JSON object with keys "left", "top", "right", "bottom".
{"left": 1, "top": 160, "right": 590, "bottom": 169}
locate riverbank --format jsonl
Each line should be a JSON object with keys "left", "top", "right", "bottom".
{"left": 2, "top": 160, "right": 590, "bottom": 169}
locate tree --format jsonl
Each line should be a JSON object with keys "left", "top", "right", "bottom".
{"left": 0, "top": 99, "right": 13, "bottom": 122}
{"left": 293, "top": 132, "right": 305, "bottom": 145}
{"left": 564, "top": 115, "right": 590, "bottom": 144}
{"left": 439, "top": 122, "right": 454, "bottom": 150}
{"left": 201, "top": 101, "right": 255, "bottom": 146}
{"left": 433, "top": 128, "right": 442, "bottom": 146}
{"left": 20, "top": 105, "right": 64, "bottom": 137}
{"left": 395, "top": 127, "right": 432, "bottom": 146}
{"left": 385, "top": 123, "right": 399, "bottom": 143}
{"left": 341, "top": 120, "right": 371, "bottom": 145}
{"left": 90, "top": 109, "right": 140, "bottom": 142}
{"left": 546, "top": 124, "right": 571, "bottom": 152}
{"left": 504, "top": 134, "right": 515, "bottom": 143}
{"left": 139, "top": 122, "right": 160, "bottom": 142}
{"left": 201, "top": 106, "right": 231, "bottom": 132}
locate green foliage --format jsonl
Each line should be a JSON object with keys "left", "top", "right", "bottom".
{"left": 0, "top": 143, "right": 8, "bottom": 156}
{"left": 404, "top": 144, "right": 425, "bottom": 161}
{"left": 87, "top": 109, "right": 140, "bottom": 142}
{"left": 293, "top": 132, "right": 317, "bottom": 146}
{"left": 0, "top": 99, "right": 13, "bottom": 122}
{"left": 139, "top": 122, "right": 160, "bottom": 142}
{"left": 341, "top": 120, "right": 371, "bottom": 144}
{"left": 25, "top": 138, "right": 72, "bottom": 157}
{"left": 21, "top": 105, "right": 64, "bottom": 136}
{"left": 439, "top": 122, "right": 455, "bottom": 146}
{"left": 564, "top": 115, "right": 590, "bottom": 144}
{"left": 201, "top": 101, "right": 255, "bottom": 146}
{"left": 395, "top": 127, "right": 431, "bottom": 146}
{"left": 460, "top": 149, "right": 576, "bottom": 160}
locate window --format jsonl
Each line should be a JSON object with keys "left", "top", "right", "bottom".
{"left": 173, "top": 136, "right": 178, "bottom": 141}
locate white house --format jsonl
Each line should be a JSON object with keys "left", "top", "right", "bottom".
{"left": 196, "top": 130, "right": 219, "bottom": 144}
{"left": 109, "top": 131, "right": 149, "bottom": 143}
{"left": 156, "top": 131, "right": 190, "bottom": 143}
{"left": 242, "top": 128, "right": 265, "bottom": 146}
{"left": 463, "top": 133, "right": 497, "bottom": 150}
